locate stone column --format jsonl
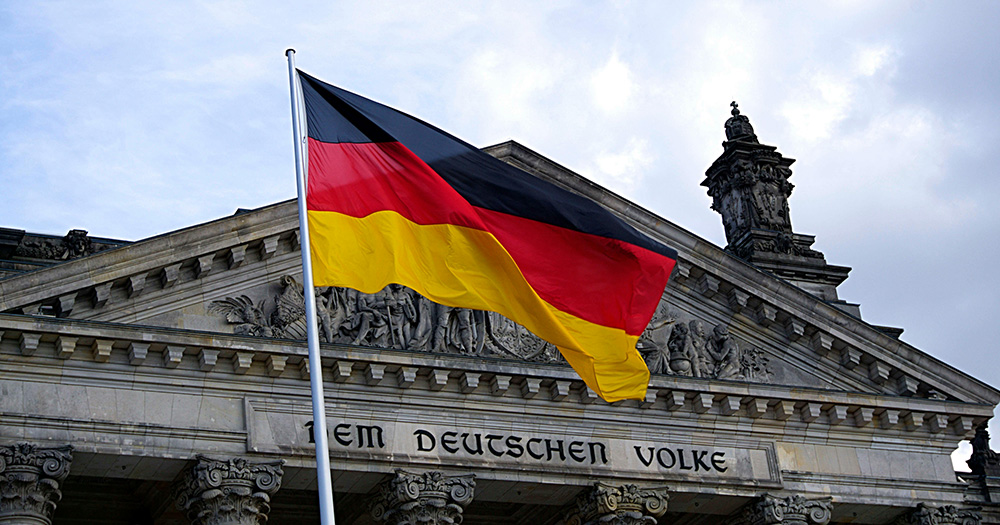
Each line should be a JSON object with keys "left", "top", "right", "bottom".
{"left": 725, "top": 494, "right": 833, "bottom": 525}
{"left": 174, "top": 455, "right": 284, "bottom": 525}
{"left": 369, "top": 469, "right": 476, "bottom": 525}
{"left": 0, "top": 443, "right": 73, "bottom": 525}
{"left": 893, "top": 503, "right": 981, "bottom": 525}
{"left": 564, "top": 482, "right": 669, "bottom": 525}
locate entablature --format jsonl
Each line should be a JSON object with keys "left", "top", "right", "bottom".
{"left": 0, "top": 313, "right": 989, "bottom": 449}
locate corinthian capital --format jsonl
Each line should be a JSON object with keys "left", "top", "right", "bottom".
{"left": 565, "top": 482, "right": 669, "bottom": 525}
{"left": 369, "top": 469, "right": 476, "bottom": 525}
{"left": 894, "top": 503, "right": 981, "bottom": 525}
{"left": 0, "top": 442, "right": 73, "bottom": 525}
{"left": 174, "top": 455, "right": 284, "bottom": 525}
{"left": 727, "top": 494, "right": 833, "bottom": 525}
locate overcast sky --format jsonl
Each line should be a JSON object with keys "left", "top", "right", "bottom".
{"left": 2, "top": 1, "right": 999, "bottom": 466}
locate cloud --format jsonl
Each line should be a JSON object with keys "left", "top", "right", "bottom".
{"left": 591, "top": 52, "right": 635, "bottom": 115}
{"left": 781, "top": 44, "right": 898, "bottom": 142}
{"left": 589, "top": 137, "right": 653, "bottom": 192}
{"left": 855, "top": 44, "right": 895, "bottom": 76}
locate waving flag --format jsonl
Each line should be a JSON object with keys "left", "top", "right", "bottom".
{"left": 298, "top": 70, "right": 677, "bottom": 402}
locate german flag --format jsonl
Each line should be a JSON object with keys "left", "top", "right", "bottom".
{"left": 299, "top": 71, "right": 677, "bottom": 402}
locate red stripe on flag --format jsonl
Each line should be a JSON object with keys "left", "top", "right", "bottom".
{"left": 306, "top": 139, "right": 674, "bottom": 333}
{"left": 306, "top": 139, "right": 485, "bottom": 230}
{"left": 478, "top": 208, "right": 675, "bottom": 336}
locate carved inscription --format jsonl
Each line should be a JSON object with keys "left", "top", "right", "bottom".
{"left": 413, "top": 429, "right": 608, "bottom": 465}
{"left": 633, "top": 446, "right": 727, "bottom": 473}
{"left": 295, "top": 420, "right": 761, "bottom": 480}
{"left": 247, "top": 399, "right": 780, "bottom": 484}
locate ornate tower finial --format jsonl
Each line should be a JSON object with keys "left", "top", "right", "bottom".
{"left": 724, "top": 101, "right": 757, "bottom": 142}
{"left": 703, "top": 103, "right": 853, "bottom": 306}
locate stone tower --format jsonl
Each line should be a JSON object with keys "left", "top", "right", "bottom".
{"left": 703, "top": 102, "right": 857, "bottom": 315}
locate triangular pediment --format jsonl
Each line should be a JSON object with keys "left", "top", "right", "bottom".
{"left": 1, "top": 142, "right": 996, "bottom": 408}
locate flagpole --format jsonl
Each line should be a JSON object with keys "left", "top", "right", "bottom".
{"left": 285, "top": 48, "right": 337, "bottom": 525}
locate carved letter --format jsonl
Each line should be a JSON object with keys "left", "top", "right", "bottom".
{"left": 414, "top": 430, "right": 436, "bottom": 452}
{"left": 545, "top": 439, "right": 565, "bottom": 462}
{"left": 441, "top": 432, "right": 459, "bottom": 454}
{"left": 461, "top": 433, "right": 484, "bottom": 455}
{"left": 635, "top": 446, "right": 655, "bottom": 467}
{"left": 357, "top": 425, "right": 385, "bottom": 448}
{"left": 526, "top": 438, "right": 545, "bottom": 460}
{"left": 693, "top": 450, "right": 711, "bottom": 471}
{"left": 589, "top": 442, "right": 608, "bottom": 465}
{"left": 333, "top": 424, "right": 352, "bottom": 447}
{"left": 678, "top": 449, "right": 692, "bottom": 470}
{"left": 505, "top": 436, "right": 524, "bottom": 458}
{"left": 711, "top": 451, "right": 728, "bottom": 472}
{"left": 485, "top": 435, "right": 504, "bottom": 457}
{"left": 568, "top": 441, "right": 587, "bottom": 463}
{"left": 657, "top": 448, "right": 677, "bottom": 469}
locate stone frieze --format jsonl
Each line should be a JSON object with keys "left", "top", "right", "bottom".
{"left": 209, "top": 276, "right": 775, "bottom": 382}
{"left": 209, "top": 276, "right": 774, "bottom": 383}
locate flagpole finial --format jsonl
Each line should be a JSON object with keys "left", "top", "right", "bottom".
{"left": 285, "top": 48, "right": 296, "bottom": 56}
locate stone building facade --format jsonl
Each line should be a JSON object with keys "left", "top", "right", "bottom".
{"left": 0, "top": 108, "right": 997, "bottom": 524}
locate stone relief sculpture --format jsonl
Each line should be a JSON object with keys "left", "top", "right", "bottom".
{"left": 636, "top": 305, "right": 772, "bottom": 383}
{"left": 210, "top": 276, "right": 562, "bottom": 363}
{"left": 14, "top": 229, "right": 114, "bottom": 260}
{"left": 210, "top": 275, "right": 774, "bottom": 383}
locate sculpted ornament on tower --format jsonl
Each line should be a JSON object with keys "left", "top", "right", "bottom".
{"left": 703, "top": 102, "right": 852, "bottom": 304}
{"left": 703, "top": 103, "right": 821, "bottom": 261}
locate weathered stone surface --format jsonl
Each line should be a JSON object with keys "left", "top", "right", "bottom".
{"left": 725, "top": 494, "right": 832, "bottom": 525}
{"left": 564, "top": 482, "right": 668, "bottom": 525}
{"left": 210, "top": 277, "right": 564, "bottom": 364}
{"left": 174, "top": 455, "right": 284, "bottom": 525}
{"left": 893, "top": 503, "right": 981, "bottom": 525}
{"left": 369, "top": 470, "right": 475, "bottom": 525}
{"left": 208, "top": 275, "right": 781, "bottom": 386}
{"left": 0, "top": 443, "right": 72, "bottom": 525}
{"left": 703, "top": 102, "right": 851, "bottom": 304}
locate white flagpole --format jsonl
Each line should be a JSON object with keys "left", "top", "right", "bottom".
{"left": 285, "top": 48, "right": 337, "bottom": 525}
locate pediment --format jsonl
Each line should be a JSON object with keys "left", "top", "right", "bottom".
{"left": 1, "top": 142, "right": 996, "bottom": 408}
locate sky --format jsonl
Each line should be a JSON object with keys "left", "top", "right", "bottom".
{"left": 2, "top": 1, "right": 999, "bottom": 467}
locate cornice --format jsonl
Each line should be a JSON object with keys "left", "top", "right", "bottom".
{"left": 0, "top": 200, "right": 298, "bottom": 313}
{"left": 0, "top": 313, "right": 990, "bottom": 450}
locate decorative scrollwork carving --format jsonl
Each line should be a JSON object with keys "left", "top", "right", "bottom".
{"left": 726, "top": 494, "right": 832, "bottom": 525}
{"left": 565, "top": 482, "right": 668, "bottom": 525}
{"left": 894, "top": 503, "right": 982, "bottom": 525}
{"left": 174, "top": 455, "right": 285, "bottom": 525}
{"left": 0, "top": 443, "right": 73, "bottom": 525}
{"left": 369, "top": 469, "right": 476, "bottom": 525}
